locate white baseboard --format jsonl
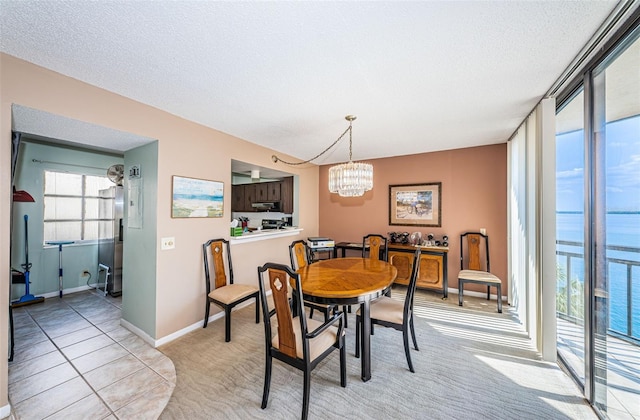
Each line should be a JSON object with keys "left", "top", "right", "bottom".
{"left": 120, "top": 318, "right": 156, "bottom": 348}
{"left": 18, "top": 284, "right": 95, "bottom": 300}
{"left": 154, "top": 311, "right": 224, "bottom": 347}
{"left": 155, "top": 295, "right": 262, "bottom": 347}
{"left": 0, "top": 403, "right": 11, "bottom": 419}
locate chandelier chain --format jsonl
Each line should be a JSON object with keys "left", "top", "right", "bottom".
{"left": 348, "top": 121, "right": 353, "bottom": 161}
{"left": 272, "top": 123, "right": 352, "bottom": 166}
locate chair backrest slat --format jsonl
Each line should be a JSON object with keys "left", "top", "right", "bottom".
{"left": 268, "top": 268, "right": 296, "bottom": 358}
{"left": 467, "top": 234, "right": 481, "bottom": 270}
{"left": 210, "top": 240, "right": 228, "bottom": 289}
{"left": 290, "top": 240, "right": 309, "bottom": 270}
{"left": 460, "top": 232, "right": 490, "bottom": 272}
{"left": 362, "top": 234, "right": 388, "bottom": 261}
{"left": 203, "top": 238, "right": 233, "bottom": 293}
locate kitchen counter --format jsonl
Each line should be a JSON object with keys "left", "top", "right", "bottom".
{"left": 229, "top": 227, "right": 303, "bottom": 244}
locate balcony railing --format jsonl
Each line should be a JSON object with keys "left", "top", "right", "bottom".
{"left": 556, "top": 239, "right": 639, "bottom": 343}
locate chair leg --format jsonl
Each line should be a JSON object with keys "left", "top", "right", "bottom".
{"left": 203, "top": 300, "right": 210, "bottom": 328}
{"left": 261, "top": 354, "right": 272, "bottom": 409}
{"left": 355, "top": 314, "right": 361, "bottom": 358}
{"left": 302, "top": 370, "right": 311, "bottom": 420}
{"left": 255, "top": 295, "right": 260, "bottom": 323}
{"left": 458, "top": 281, "right": 464, "bottom": 306}
{"left": 403, "top": 324, "right": 415, "bottom": 373}
{"left": 309, "top": 307, "right": 315, "bottom": 319}
{"left": 487, "top": 285, "right": 490, "bottom": 300}
{"left": 339, "top": 338, "right": 347, "bottom": 387}
{"left": 341, "top": 305, "right": 348, "bottom": 328}
{"left": 409, "top": 314, "right": 419, "bottom": 351}
{"left": 497, "top": 284, "right": 503, "bottom": 313}
{"left": 225, "top": 307, "right": 231, "bottom": 342}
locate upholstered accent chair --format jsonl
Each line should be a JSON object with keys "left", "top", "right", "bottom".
{"left": 202, "top": 238, "right": 259, "bottom": 342}
{"left": 257, "top": 262, "right": 346, "bottom": 420}
{"left": 356, "top": 248, "right": 421, "bottom": 373}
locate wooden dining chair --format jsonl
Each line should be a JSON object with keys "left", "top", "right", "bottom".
{"left": 362, "top": 234, "right": 388, "bottom": 261}
{"left": 355, "top": 248, "right": 421, "bottom": 372}
{"left": 202, "top": 238, "right": 260, "bottom": 342}
{"left": 289, "top": 239, "right": 350, "bottom": 327}
{"left": 363, "top": 234, "right": 389, "bottom": 303}
{"left": 257, "top": 262, "right": 346, "bottom": 420}
{"left": 458, "top": 232, "right": 502, "bottom": 313}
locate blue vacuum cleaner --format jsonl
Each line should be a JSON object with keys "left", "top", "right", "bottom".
{"left": 12, "top": 215, "right": 45, "bottom": 307}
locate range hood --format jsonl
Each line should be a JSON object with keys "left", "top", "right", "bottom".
{"left": 251, "top": 201, "right": 281, "bottom": 212}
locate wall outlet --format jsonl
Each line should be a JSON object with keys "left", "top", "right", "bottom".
{"left": 480, "top": 228, "right": 487, "bottom": 235}
{"left": 161, "top": 237, "right": 175, "bottom": 250}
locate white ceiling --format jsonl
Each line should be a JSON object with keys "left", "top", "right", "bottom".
{"left": 0, "top": 1, "right": 621, "bottom": 166}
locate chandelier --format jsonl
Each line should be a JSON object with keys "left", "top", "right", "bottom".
{"left": 272, "top": 115, "right": 373, "bottom": 197}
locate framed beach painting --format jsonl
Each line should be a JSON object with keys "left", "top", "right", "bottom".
{"left": 389, "top": 182, "right": 441, "bottom": 227}
{"left": 172, "top": 175, "right": 224, "bottom": 218}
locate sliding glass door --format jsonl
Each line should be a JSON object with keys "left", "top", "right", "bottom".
{"left": 556, "top": 89, "right": 586, "bottom": 384}
{"left": 557, "top": 25, "right": 639, "bottom": 419}
{"left": 590, "top": 29, "right": 640, "bottom": 417}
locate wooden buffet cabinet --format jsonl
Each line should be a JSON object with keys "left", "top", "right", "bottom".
{"left": 333, "top": 242, "right": 448, "bottom": 298}
{"left": 388, "top": 244, "right": 448, "bottom": 298}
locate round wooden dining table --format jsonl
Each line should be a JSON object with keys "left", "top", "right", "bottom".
{"left": 296, "top": 257, "right": 397, "bottom": 382}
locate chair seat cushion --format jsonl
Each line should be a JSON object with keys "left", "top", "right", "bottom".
{"left": 208, "top": 284, "right": 258, "bottom": 305}
{"left": 272, "top": 317, "right": 339, "bottom": 361}
{"left": 356, "top": 297, "right": 404, "bottom": 325}
{"left": 458, "top": 269, "right": 501, "bottom": 284}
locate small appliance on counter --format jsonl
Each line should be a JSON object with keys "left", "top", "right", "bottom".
{"left": 262, "top": 219, "right": 284, "bottom": 230}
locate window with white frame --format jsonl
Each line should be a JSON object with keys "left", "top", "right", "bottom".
{"left": 43, "top": 171, "right": 115, "bottom": 243}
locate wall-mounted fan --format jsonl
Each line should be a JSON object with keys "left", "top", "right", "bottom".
{"left": 107, "top": 164, "right": 124, "bottom": 186}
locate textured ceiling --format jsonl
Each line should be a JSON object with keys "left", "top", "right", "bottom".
{"left": 0, "top": 1, "right": 620, "bottom": 165}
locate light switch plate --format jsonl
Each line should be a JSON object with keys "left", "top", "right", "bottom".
{"left": 161, "top": 237, "right": 175, "bottom": 250}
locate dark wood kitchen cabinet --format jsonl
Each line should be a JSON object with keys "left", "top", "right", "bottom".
{"left": 254, "top": 183, "right": 268, "bottom": 202}
{"left": 231, "top": 185, "right": 245, "bottom": 212}
{"left": 267, "top": 182, "right": 281, "bottom": 201}
{"left": 280, "top": 177, "right": 293, "bottom": 214}
{"left": 231, "top": 177, "right": 294, "bottom": 213}
{"left": 243, "top": 184, "right": 256, "bottom": 211}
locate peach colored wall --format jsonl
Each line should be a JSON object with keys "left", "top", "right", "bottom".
{"left": 318, "top": 144, "right": 507, "bottom": 294}
{"left": 0, "top": 53, "right": 320, "bottom": 406}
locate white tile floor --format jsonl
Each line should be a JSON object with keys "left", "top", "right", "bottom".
{"left": 8, "top": 290, "right": 175, "bottom": 419}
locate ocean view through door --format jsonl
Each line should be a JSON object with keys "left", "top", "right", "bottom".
{"left": 556, "top": 26, "right": 639, "bottom": 419}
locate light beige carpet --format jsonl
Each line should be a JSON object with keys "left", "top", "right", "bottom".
{"left": 158, "top": 289, "right": 595, "bottom": 419}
